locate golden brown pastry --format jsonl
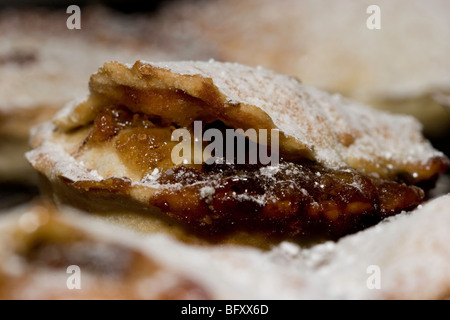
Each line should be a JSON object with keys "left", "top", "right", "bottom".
{"left": 26, "top": 60, "right": 448, "bottom": 242}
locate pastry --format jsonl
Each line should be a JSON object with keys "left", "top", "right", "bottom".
{"left": 1, "top": 195, "right": 450, "bottom": 299}
{"left": 0, "top": 202, "right": 209, "bottom": 300}
{"left": 153, "top": 0, "right": 450, "bottom": 137}
{"left": 26, "top": 60, "right": 448, "bottom": 242}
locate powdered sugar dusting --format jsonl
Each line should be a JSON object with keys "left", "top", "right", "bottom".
{"left": 137, "top": 60, "right": 446, "bottom": 173}
{"left": 52, "top": 96, "right": 88, "bottom": 125}
{"left": 141, "top": 168, "right": 161, "bottom": 186}
{"left": 152, "top": 0, "right": 450, "bottom": 103}
{"left": 259, "top": 165, "right": 280, "bottom": 178}
{"left": 199, "top": 186, "right": 215, "bottom": 204}
{"left": 2, "top": 194, "right": 450, "bottom": 299}
{"left": 26, "top": 141, "right": 104, "bottom": 182}
{"left": 26, "top": 123, "right": 104, "bottom": 182}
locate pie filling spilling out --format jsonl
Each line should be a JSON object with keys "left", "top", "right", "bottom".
{"left": 27, "top": 60, "right": 449, "bottom": 240}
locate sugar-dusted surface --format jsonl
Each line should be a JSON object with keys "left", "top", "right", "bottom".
{"left": 147, "top": 196, "right": 450, "bottom": 299}
{"left": 140, "top": 60, "right": 446, "bottom": 173}
{"left": 1, "top": 195, "right": 449, "bottom": 299}
{"left": 0, "top": 203, "right": 210, "bottom": 299}
{"left": 26, "top": 115, "right": 425, "bottom": 238}
{"left": 25, "top": 60, "right": 447, "bottom": 237}
{"left": 294, "top": 194, "right": 450, "bottom": 299}
{"left": 73, "top": 193, "right": 450, "bottom": 299}
{"left": 26, "top": 122, "right": 104, "bottom": 183}
{"left": 153, "top": 0, "right": 450, "bottom": 104}
{"left": 147, "top": 0, "right": 450, "bottom": 136}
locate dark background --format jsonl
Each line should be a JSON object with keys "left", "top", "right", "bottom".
{"left": 0, "top": 0, "right": 173, "bottom": 13}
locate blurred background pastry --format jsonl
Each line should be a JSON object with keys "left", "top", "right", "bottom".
{"left": 1, "top": 195, "right": 450, "bottom": 299}
{"left": 152, "top": 0, "right": 450, "bottom": 138}
{"left": 0, "top": 202, "right": 210, "bottom": 299}
{"left": 0, "top": 6, "right": 179, "bottom": 185}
